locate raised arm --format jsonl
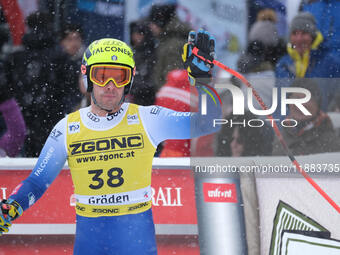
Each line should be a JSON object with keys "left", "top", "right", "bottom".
{"left": 139, "top": 84, "right": 221, "bottom": 145}
{"left": 139, "top": 30, "right": 222, "bottom": 145}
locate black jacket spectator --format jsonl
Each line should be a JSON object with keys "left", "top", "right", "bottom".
{"left": 59, "top": 23, "right": 84, "bottom": 113}
{"left": 148, "top": 4, "right": 191, "bottom": 90}
{"left": 129, "top": 20, "right": 156, "bottom": 106}
{"left": 6, "top": 12, "right": 79, "bottom": 157}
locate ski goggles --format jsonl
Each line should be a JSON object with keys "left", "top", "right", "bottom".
{"left": 89, "top": 64, "right": 132, "bottom": 88}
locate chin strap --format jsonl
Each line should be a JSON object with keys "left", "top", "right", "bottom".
{"left": 91, "top": 91, "right": 125, "bottom": 113}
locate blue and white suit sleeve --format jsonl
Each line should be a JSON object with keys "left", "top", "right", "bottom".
{"left": 9, "top": 118, "right": 68, "bottom": 211}
{"left": 139, "top": 85, "right": 222, "bottom": 146}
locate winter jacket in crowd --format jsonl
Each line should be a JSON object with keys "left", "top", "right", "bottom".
{"left": 0, "top": 98, "right": 26, "bottom": 157}
{"left": 275, "top": 33, "right": 340, "bottom": 114}
{"left": 153, "top": 16, "right": 191, "bottom": 90}
{"left": 237, "top": 10, "right": 286, "bottom": 113}
{"left": 301, "top": 0, "right": 340, "bottom": 54}
{"left": 155, "top": 69, "right": 197, "bottom": 157}
{"left": 237, "top": 40, "right": 285, "bottom": 112}
{"left": 6, "top": 22, "right": 80, "bottom": 157}
{"left": 0, "top": 56, "right": 26, "bottom": 157}
{"left": 129, "top": 20, "right": 157, "bottom": 106}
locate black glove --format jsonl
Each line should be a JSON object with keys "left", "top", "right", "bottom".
{"left": 182, "top": 29, "right": 216, "bottom": 86}
{"left": 0, "top": 199, "right": 23, "bottom": 236}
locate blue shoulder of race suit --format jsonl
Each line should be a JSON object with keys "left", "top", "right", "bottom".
{"left": 10, "top": 84, "right": 221, "bottom": 211}
{"left": 139, "top": 85, "right": 222, "bottom": 145}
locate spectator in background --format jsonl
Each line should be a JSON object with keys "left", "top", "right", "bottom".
{"left": 0, "top": 91, "right": 26, "bottom": 157}
{"left": 275, "top": 12, "right": 340, "bottom": 115}
{"left": 148, "top": 4, "right": 191, "bottom": 90}
{"left": 0, "top": 23, "right": 25, "bottom": 157}
{"left": 59, "top": 23, "right": 84, "bottom": 113}
{"left": 300, "top": 0, "right": 340, "bottom": 55}
{"left": 6, "top": 12, "right": 79, "bottom": 157}
{"left": 215, "top": 111, "right": 273, "bottom": 157}
{"left": 237, "top": 8, "right": 285, "bottom": 111}
{"left": 155, "top": 69, "right": 197, "bottom": 157}
{"left": 60, "top": 23, "right": 85, "bottom": 62}
{"left": 272, "top": 78, "right": 340, "bottom": 155}
{"left": 129, "top": 20, "right": 156, "bottom": 106}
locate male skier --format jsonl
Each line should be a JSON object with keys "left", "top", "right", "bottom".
{"left": 0, "top": 30, "right": 220, "bottom": 254}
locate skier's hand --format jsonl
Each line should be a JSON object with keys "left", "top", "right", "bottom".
{"left": 0, "top": 199, "right": 23, "bottom": 236}
{"left": 182, "top": 29, "right": 216, "bottom": 86}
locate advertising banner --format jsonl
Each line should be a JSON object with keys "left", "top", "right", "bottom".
{"left": 0, "top": 167, "right": 197, "bottom": 230}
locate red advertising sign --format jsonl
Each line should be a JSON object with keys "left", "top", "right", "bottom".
{"left": 0, "top": 166, "right": 200, "bottom": 255}
{"left": 203, "top": 183, "right": 238, "bottom": 203}
{"left": 152, "top": 169, "right": 197, "bottom": 224}
{"left": 0, "top": 168, "right": 197, "bottom": 225}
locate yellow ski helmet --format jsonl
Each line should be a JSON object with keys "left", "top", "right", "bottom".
{"left": 81, "top": 38, "right": 135, "bottom": 95}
